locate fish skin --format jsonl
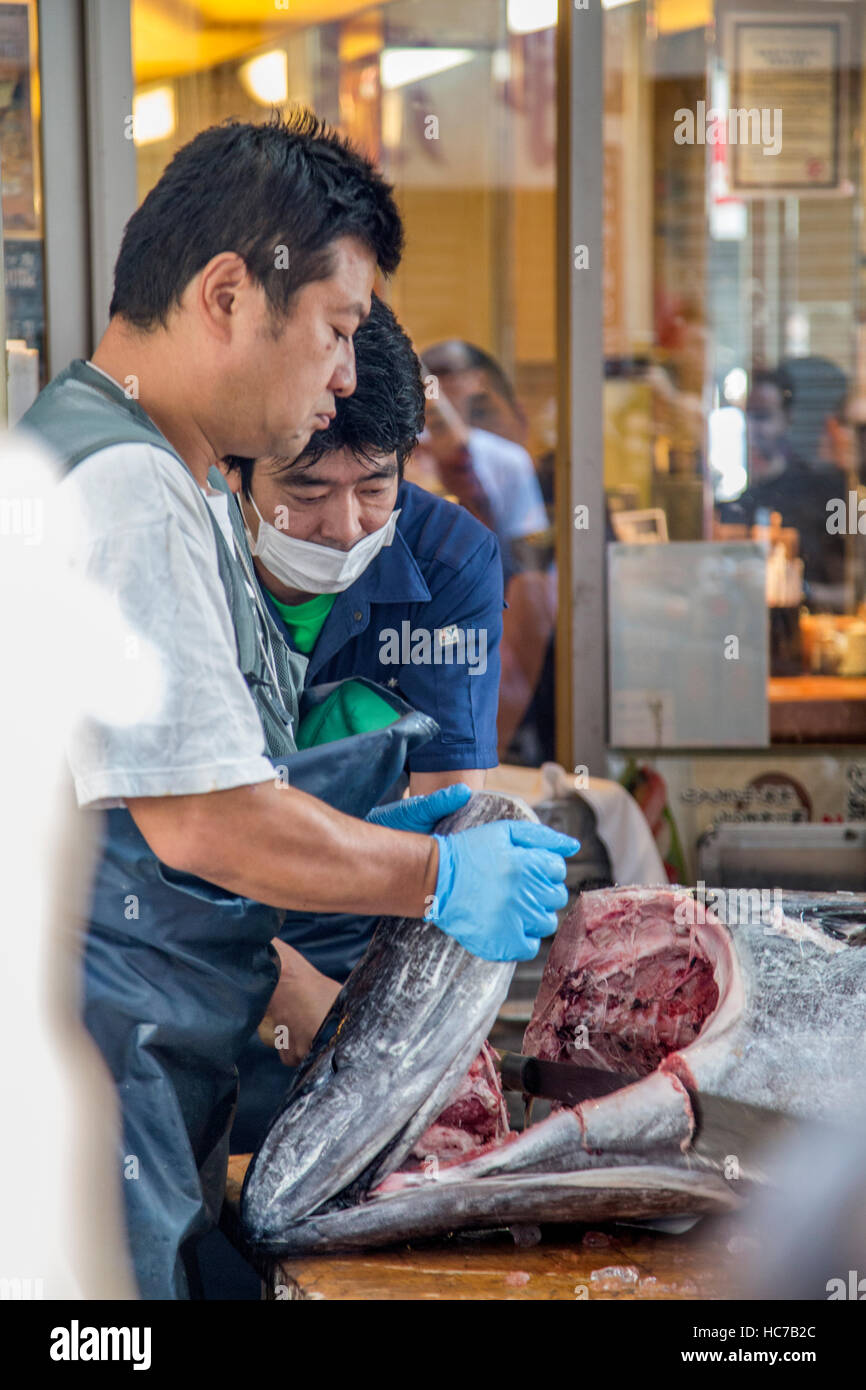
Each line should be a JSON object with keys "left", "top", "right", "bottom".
{"left": 242, "top": 878, "right": 866, "bottom": 1256}
{"left": 376, "top": 1072, "right": 696, "bottom": 1194}
{"left": 662, "top": 905, "right": 866, "bottom": 1120}
{"left": 249, "top": 1167, "right": 741, "bottom": 1258}
{"left": 241, "top": 791, "right": 535, "bottom": 1244}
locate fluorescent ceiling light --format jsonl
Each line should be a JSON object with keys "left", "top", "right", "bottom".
{"left": 240, "top": 50, "right": 289, "bottom": 106}
{"left": 132, "top": 87, "right": 175, "bottom": 145}
{"left": 380, "top": 48, "right": 474, "bottom": 91}
{"left": 508, "top": 0, "right": 558, "bottom": 33}
{"left": 723, "top": 367, "right": 748, "bottom": 404}
{"left": 601, "top": 0, "right": 637, "bottom": 9}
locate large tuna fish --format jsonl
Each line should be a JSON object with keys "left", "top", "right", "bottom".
{"left": 241, "top": 791, "right": 523, "bottom": 1245}
{"left": 241, "top": 801, "right": 866, "bottom": 1255}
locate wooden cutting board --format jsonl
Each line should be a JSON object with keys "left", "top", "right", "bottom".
{"left": 222, "top": 1154, "right": 747, "bottom": 1301}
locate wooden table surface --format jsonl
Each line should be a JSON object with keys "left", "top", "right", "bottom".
{"left": 224, "top": 1155, "right": 746, "bottom": 1301}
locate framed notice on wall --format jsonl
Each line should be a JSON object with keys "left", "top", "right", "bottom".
{"left": 0, "top": 0, "right": 41, "bottom": 233}
{"left": 723, "top": 12, "right": 849, "bottom": 196}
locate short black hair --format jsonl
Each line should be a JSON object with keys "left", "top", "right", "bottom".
{"left": 422, "top": 338, "right": 521, "bottom": 415}
{"left": 226, "top": 294, "right": 425, "bottom": 493}
{"left": 110, "top": 109, "right": 403, "bottom": 327}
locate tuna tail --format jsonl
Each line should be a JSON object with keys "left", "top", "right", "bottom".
{"left": 241, "top": 791, "right": 536, "bottom": 1245}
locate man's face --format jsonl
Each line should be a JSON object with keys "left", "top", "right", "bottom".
{"left": 239, "top": 447, "right": 400, "bottom": 600}
{"left": 421, "top": 392, "right": 469, "bottom": 467}
{"left": 216, "top": 235, "right": 376, "bottom": 460}
{"left": 439, "top": 367, "right": 526, "bottom": 447}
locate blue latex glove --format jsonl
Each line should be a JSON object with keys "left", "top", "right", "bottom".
{"left": 365, "top": 783, "right": 472, "bottom": 834}
{"left": 428, "top": 822, "right": 580, "bottom": 962}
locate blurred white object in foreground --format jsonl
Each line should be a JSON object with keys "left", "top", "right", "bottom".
{"left": 0, "top": 431, "right": 136, "bottom": 1299}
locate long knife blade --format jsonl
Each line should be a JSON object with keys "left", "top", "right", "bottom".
{"left": 496, "top": 1052, "right": 798, "bottom": 1167}
{"left": 496, "top": 1052, "right": 632, "bottom": 1104}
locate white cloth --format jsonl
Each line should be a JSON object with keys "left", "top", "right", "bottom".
{"left": 539, "top": 763, "right": 667, "bottom": 885}
{"left": 60, "top": 442, "right": 275, "bottom": 809}
{"left": 467, "top": 428, "right": 548, "bottom": 542}
{"left": 579, "top": 779, "right": 668, "bottom": 886}
{"left": 486, "top": 762, "right": 668, "bottom": 886}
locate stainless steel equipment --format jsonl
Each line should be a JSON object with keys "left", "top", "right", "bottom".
{"left": 697, "top": 822, "right": 866, "bottom": 893}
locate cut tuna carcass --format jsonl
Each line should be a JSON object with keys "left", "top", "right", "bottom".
{"left": 242, "top": 856, "right": 866, "bottom": 1255}
{"left": 409, "top": 1042, "right": 511, "bottom": 1166}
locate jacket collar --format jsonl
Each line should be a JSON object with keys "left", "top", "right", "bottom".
{"left": 346, "top": 521, "right": 431, "bottom": 606}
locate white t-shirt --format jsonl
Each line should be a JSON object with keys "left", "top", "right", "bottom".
{"left": 467, "top": 428, "right": 548, "bottom": 542}
{"left": 60, "top": 437, "right": 275, "bottom": 810}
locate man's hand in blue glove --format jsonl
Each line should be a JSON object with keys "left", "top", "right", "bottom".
{"left": 365, "top": 783, "right": 472, "bottom": 834}
{"left": 428, "top": 822, "right": 580, "bottom": 962}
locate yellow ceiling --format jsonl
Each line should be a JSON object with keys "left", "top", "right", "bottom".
{"left": 135, "top": 0, "right": 716, "bottom": 85}
{"left": 655, "top": 0, "right": 714, "bottom": 35}
{"left": 133, "top": 0, "right": 401, "bottom": 84}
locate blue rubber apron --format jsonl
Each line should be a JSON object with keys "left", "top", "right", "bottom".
{"left": 85, "top": 681, "right": 436, "bottom": 1296}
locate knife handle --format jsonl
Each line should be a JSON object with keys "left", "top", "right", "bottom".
{"left": 498, "top": 1052, "right": 540, "bottom": 1096}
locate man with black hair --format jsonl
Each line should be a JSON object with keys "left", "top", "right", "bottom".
{"left": 421, "top": 338, "right": 529, "bottom": 447}
{"left": 20, "top": 114, "right": 578, "bottom": 1298}
{"left": 419, "top": 340, "right": 549, "bottom": 587}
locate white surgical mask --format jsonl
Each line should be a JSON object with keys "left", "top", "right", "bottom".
{"left": 242, "top": 493, "right": 401, "bottom": 594}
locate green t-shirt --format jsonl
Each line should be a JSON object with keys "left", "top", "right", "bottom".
{"left": 296, "top": 680, "right": 399, "bottom": 750}
{"left": 267, "top": 587, "right": 398, "bottom": 748}
{"left": 267, "top": 589, "right": 337, "bottom": 655}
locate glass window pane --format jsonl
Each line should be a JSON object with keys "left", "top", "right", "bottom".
{"left": 604, "top": 0, "right": 866, "bottom": 749}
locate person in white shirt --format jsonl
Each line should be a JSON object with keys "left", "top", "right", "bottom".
{"left": 20, "top": 113, "right": 578, "bottom": 1298}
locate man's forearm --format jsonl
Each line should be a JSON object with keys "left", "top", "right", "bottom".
{"left": 409, "top": 768, "right": 486, "bottom": 797}
{"left": 127, "top": 782, "right": 439, "bottom": 919}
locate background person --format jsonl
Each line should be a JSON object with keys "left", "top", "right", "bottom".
{"left": 416, "top": 339, "right": 556, "bottom": 763}
{"left": 414, "top": 383, "right": 548, "bottom": 588}
{"left": 718, "top": 361, "right": 850, "bottom": 608}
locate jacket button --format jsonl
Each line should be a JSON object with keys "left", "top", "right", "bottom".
{"left": 353, "top": 610, "right": 363, "bottom": 621}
